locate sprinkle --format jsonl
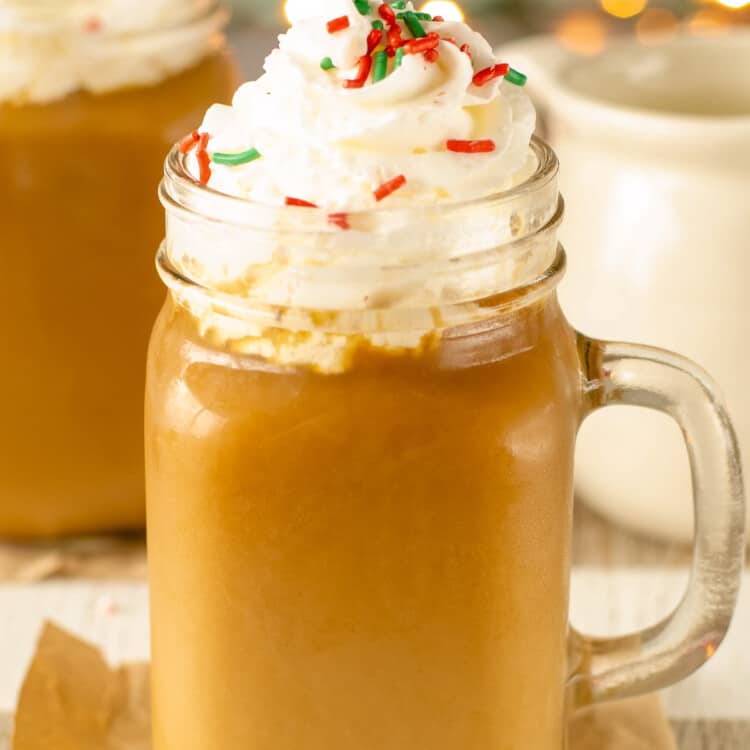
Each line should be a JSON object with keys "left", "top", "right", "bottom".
{"left": 372, "top": 50, "right": 389, "bottom": 82}
{"left": 404, "top": 32, "right": 439, "bottom": 54}
{"left": 460, "top": 43, "right": 471, "bottom": 59}
{"left": 402, "top": 10, "right": 427, "bottom": 38}
{"left": 446, "top": 139, "right": 496, "bottom": 154}
{"left": 505, "top": 67, "right": 528, "bottom": 87}
{"left": 211, "top": 148, "right": 262, "bottom": 166}
{"left": 344, "top": 54, "right": 373, "bottom": 88}
{"left": 390, "top": 0, "right": 406, "bottom": 8}
{"left": 286, "top": 197, "right": 318, "bottom": 208}
{"left": 320, "top": 56, "right": 335, "bottom": 71}
{"left": 472, "top": 63, "right": 510, "bottom": 87}
{"left": 196, "top": 133, "right": 211, "bottom": 185}
{"left": 367, "top": 28, "right": 383, "bottom": 53}
{"left": 398, "top": 11, "right": 432, "bottom": 20}
{"left": 424, "top": 48, "right": 439, "bottom": 63}
{"left": 85, "top": 17, "right": 103, "bottom": 32}
{"left": 327, "top": 15, "right": 350, "bottom": 33}
{"left": 379, "top": 3, "right": 396, "bottom": 26}
{"left": 387, "top": 24, "right": 403, "bottom": 48}
{"left": 354, "top": 0, "right": 371, "bottom": 14}
{"left": 374, "top": 174, "right": 407, "bottom": 202}
{"left": 394, "top": 46, "right": 405, "bottom": 68}
{"left": 372, "top": 19, "right": 385, "bottom": 30}
{"left": 433, "top": 15, "right": 445, "bottom": 21}
{"left": 329, "top": 213, "right": 350, "bottom": 230}
{"left": 178, "top": 131, "right": 200, "bottom": 154}
{"left": 386, "top": 46, "right": 396, "bottom": 57}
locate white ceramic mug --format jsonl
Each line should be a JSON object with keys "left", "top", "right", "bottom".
{"left": 505, "top": 31, "right": 750, "bottom": 542}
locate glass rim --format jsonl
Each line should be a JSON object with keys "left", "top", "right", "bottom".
{"left": 159, "top": 136, "right": 560, "bottom": 234}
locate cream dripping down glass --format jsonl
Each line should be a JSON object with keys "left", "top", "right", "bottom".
{"left": 145, "top": 3, "right": 745, "bottom": 748}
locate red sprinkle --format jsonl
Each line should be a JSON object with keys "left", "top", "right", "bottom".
{"left": 386, "top": 46, "right": 396, "bottom": 58}
{"left": 85, "top": 17, "right": 103, "bottom": 32}
{"left": 178, "top": 131, "right": 201, "bottom": 154}
{"left": 404, "top": 32, "right": 440, "bottom": 55}
{"left": 472, "top": 63, "right": 510, "bottom": 87}
{"left": 424, "top": 48, "right": 439, "bottom": 63}
{"left": 196, "top": 133, "right": 212, "bottom": 184}
{"left": 344, "top": 54, "right": 373, "bottom": 88}
{"left": 329, "top": 213, "right": 351, "bottom": 230}
{"left": 379, "top": 3, "right": 396, "bottom": 26}
{"left": 367, "top": 28, "right": 383, "bottom": 54}
{"left": 446, "top": 139, "right": 496, "bottom": 154}
{"left": 374, "top": 174, "right": 407, "bottom": 202}
{"left": 387, "top": 25, "right": 403, "bottom": 48}
{"left": 460, "top": 43, "right": 472, "bottom": 59}
{"left": 197, "top": 151, "right": 211, "bottom": 184}
{"left": 285, "top": 197, "right": 319, "bottom": 208}
{"left": 433, "top": 15, "right": 445, "bottom": 21}
{"left": 327, "top": 15, "right": 350, "bottom": 33}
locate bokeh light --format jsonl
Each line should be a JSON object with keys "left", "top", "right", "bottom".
{"left": 556, "top": 11, "right": 608, "bottom": 56}
{"left": 636, "top": 7, "right": 678, "bottom": 42}
{"left": 687, "top": 7, "right": 732, "bottom": 32}
{"left": 600, "top": 0, "right": 649, "bottom": 19}
{"left": 711, "top": 0, "right": 750, "bottom": 8}
{"left": 283, "top": 0, "right": 307, "bottom": 25}
{"left": 420, "top": 1, "right": 465, "bottom": 21}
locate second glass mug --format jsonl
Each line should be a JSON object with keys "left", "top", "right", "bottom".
{"left": 146, "top": 139, "right": 745, "bottom": 749}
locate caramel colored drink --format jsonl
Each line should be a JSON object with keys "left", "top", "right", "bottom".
{"left": 147, "top": 293, "right": 579, "bottom": 749}
{"left": 0, "top": 3, "right": 238, "bottom": 537}
{"left": 146, "top": 5, "right": 745, "bottom": 748}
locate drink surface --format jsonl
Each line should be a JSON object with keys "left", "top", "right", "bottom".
{"left": 146, "top": 294, "right": 581, "bottom": 750}
{"left": 0, "top": 52, "right": 238, "bottom": 537}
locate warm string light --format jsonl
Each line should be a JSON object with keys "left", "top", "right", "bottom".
{"left": 600, "top": 0, "right": 649, "bottom": 19}
{"left": 419, "top": 1, "right": 465, "bottom": 22}
{"left": 687, "top": 7, "right": 732, "bottom": 32}
{"left": 710, "top": 0, "right": 750, "bottom": 9}
{"left": 555, "top": 10, "right": 608, "bottom": 56}
{"left": 635, "top": 7, "right": 678, "bottom": 42}
{"left": 283, "top": 0, "right": 308, "bottom": 25}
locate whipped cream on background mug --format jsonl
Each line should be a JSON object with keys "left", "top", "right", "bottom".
{"left": 507, "top": 31, "right": 750, "bottom": 543}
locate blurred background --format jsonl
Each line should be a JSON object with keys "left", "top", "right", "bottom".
{"left": 229, "top": 0, "right": 750, "bottom": 54}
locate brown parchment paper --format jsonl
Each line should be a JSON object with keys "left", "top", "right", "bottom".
{"left": 11, "top": 623, "right": 677, "bottom": 750}
{"left": 0, "top": 537, "right": 147, "bottom": 583}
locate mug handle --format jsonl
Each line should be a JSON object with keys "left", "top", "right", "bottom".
{"left": 570, "top": 336, "right": 745, "bottom": 707}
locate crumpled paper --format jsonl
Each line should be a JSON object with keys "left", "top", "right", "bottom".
{"left": 11, "top": 623, "right": 677, "bottom": 750}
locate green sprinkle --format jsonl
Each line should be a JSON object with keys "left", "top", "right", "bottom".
{"left": 320, "top": 56, "right": 335, "bottom": 71}
{"left": 402, "top": 10, "right": 426, "bottom": 37}
{"left": 505, "top": 67, "right": 528, "bottom": 87}
{"left": 354, "top": 0, "right": 371, "bottom": 15}
{"left": 394, "top": 46, "right": 404, "bottom": 69}
{"left": 372, "top": 50, "right": 388, "bottom": 83}
{"left": 211, "top": 148, "right": 261, "bottom": 166}
{"left": 371, "top": 19, "right": 384, "bottom": 30}
{"left": 397, "top": 11, "right": 431, "bottom": 19}
{"left": 390, "top": 1, "right": 406, "bottom": 8}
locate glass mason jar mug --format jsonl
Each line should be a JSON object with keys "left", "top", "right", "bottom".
{"left": 146, "top": 140, "right": 745, "bottom": 749}
{"left": 0, "top": 0, "right": 239, "bottom": 537}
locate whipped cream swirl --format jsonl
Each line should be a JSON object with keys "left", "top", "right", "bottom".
{"left": 0, "top": 0, "right": 225, "bottom": 104}
{"left": 192, "top": 0, "right": 535, "bottom": 209}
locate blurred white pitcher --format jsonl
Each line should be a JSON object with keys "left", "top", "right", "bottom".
{"left": 506, "top": 31, "right": 750, "bottom": 542}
